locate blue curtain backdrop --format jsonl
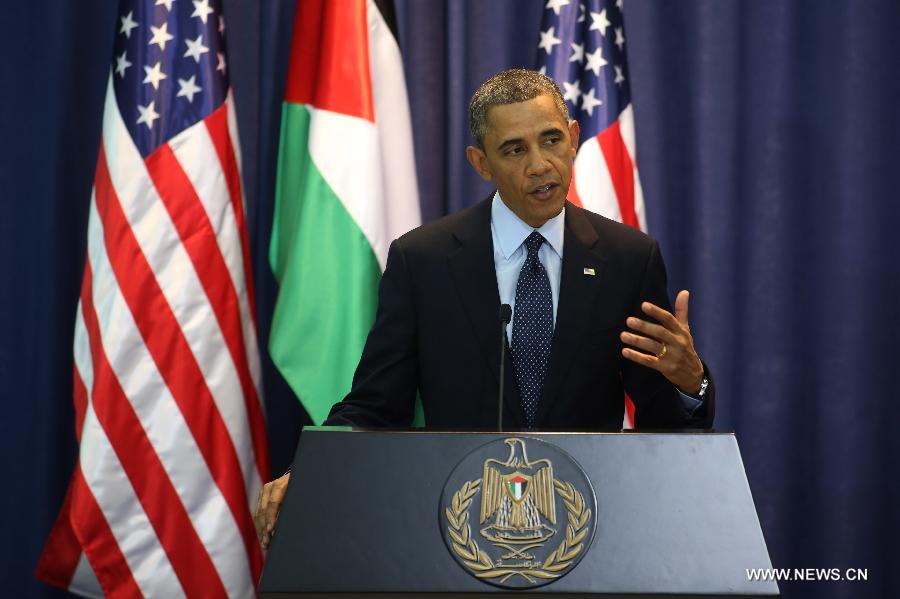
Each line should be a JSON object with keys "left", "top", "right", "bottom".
{"left": 1, "top": 1, "right": 897, "bottom": 597}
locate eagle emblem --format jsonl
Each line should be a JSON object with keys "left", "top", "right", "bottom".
{"left": 440, "top": 437, "right": 596, "bottom": 588}
{"left": 480, "top": 439, "right": 557, "bottom": 552}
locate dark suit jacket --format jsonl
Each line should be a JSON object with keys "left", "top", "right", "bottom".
{"left": 325, "top": 197, "right": 714, "bottom": 430}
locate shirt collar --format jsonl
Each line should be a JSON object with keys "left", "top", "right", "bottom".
{"left": 491, "top": 191, "right": 565, "bottom": 260}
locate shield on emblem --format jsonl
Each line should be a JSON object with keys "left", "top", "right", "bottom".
{"left": 506, "top": 473, "right": 529, "bottom": 502}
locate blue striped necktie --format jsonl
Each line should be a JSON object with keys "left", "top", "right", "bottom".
{"left": 510, "top": 231, "right": 554, "bottom": 428}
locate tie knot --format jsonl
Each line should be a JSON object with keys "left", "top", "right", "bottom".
{"left": 524, "top": 231, "right": 545, "bottom": 256}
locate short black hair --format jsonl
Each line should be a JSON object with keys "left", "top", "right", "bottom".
{"left": 468, "top": 68, "right": 569, "bottom": 148}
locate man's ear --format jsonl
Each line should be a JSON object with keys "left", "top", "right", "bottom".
{"left": 466, "top": 145, "right": 494, "bottom": 182}
{"left": 568, "top": 119, "right": 581, "bottom": 154}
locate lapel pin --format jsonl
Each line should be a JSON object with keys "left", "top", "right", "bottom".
{"left": 583, "top": 267, "right": 596, "bottom": 276}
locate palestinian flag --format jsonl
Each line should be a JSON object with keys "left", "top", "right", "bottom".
{"left": 508, "top": 475, "right": 529, "bottom": 501}
{"left": 269, "top": 0, "right": 421, "bottom": 424}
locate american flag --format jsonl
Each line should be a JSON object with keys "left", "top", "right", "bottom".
{"left": 537, "top": 0, "right": 645, "bottom": 427}
{"left": 36, "top": 0, "right": 269, "bottom": 596}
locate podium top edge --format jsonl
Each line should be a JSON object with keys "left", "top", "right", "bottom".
{"left": 301, "top": 426, "right": 732, "bottom": 436}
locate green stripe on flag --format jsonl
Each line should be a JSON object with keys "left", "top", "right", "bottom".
{"left": 269, "top": 102, "right": 382, "bottom": 424}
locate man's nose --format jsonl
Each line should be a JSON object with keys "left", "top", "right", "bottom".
{"left": 525, "top": 150, "right": 552, "bottom": 176}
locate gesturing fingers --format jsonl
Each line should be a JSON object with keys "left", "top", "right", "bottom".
{"left": 674, "top": 290, "right": 690, "bottom": 325}
{"left": 622, "top": 347, "right": 662, "bottom": 369}
{"left": 626, "top": 316, "right": 677, "bottom": 346}
{"left": 620, "top": 331, "right": 666, "bottom": 357}
{"left": 639, "top": 301, "right": 682, "bottom": 332}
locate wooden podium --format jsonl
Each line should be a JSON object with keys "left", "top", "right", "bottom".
{"left": 258, "top": 427, "right": 778, "bottom": 598}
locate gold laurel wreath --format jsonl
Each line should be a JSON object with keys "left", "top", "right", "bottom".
{"left": 445, "top": 477, "right": 590, "bottom": 584}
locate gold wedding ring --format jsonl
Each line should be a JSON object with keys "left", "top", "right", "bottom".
{"left": 656, "top": 343, "right": 667, "bottom": 359}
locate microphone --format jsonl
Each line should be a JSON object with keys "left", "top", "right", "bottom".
{"left": 498, "top": 304, "right": 512, "bottom": 431}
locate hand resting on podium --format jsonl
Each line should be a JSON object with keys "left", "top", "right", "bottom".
{"left": 255, "top": 472, "right": 289, "bottom": 550}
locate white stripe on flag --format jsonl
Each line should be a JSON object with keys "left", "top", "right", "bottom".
{"left": 85, "top": 194, "right": 254, "bottom": 597}
{"left": 306, "top": 106, "right": 388, "bottom": 265}
{"left": 225, "top": 92, "right": 244, "bottom": 194}
{"left": 367, "top": 0, "right": 421, "bottom": 253}
{"left": 100, "top": 75, "right": 259, "bottom": 488}
{"left": 68, "top": 551, "right": 103, "bottom": 599}
{"left": 618, "top": 105, "right": 647, "bottom": 231}
{"left": 574, "top": 135, "right": 622, "bottom": 221}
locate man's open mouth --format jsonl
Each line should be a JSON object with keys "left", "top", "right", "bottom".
{"left": 530, "top": 182, "right": 557, "bottom": 195}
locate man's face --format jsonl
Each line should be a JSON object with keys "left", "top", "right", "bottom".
{"left": 466, "top": 94, "right": 580, "bottom": 228}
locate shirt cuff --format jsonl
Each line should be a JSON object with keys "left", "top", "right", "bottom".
{"left": 677, "top": 389, "right": 704, "bottom": 415}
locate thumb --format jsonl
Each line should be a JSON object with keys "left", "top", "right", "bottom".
{"left": 675, "top": 290, "right": 690, "bottom": 325}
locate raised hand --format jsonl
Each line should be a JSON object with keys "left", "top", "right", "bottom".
{"left": 620, "top": 290, "right": 704, "bottom": 394}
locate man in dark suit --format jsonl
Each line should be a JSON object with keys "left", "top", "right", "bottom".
{"left": 255, "top": 69, "right": 712, "bottom": 546}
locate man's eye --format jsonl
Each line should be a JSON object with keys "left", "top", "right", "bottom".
{"left": 507, "top": 147, "right": 523, "bottom": 156}
{"left": 545, "top": 137, "right": 560, "bottom": 145}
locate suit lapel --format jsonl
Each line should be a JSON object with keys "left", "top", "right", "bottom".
{"left": 534, "top": 204, "right": 608, "bottom": 426}
{"left": 447, "top": 198, "right": 526, "bottom": 429}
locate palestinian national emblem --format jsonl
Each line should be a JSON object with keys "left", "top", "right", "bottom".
{"left": 440, "top": 437, "right": 596, "bottom": 588}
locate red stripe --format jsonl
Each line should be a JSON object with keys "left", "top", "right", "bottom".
{"left": 205, "top": 104, "right": 259, "bottom": 330}
{"left": 567, "top": 169, "right": 584, "bottom": 207}
{"left": 284, "top": 0, "right": 374, "bottom": 121}
{"left": 73, "top": 362, "right": 88, "bottom": 443}
{"left": 94, "top": 145, "right": 260, "bottom": 587}
{"left": 35, "top": 474, "right": 83, "bottom": 591}
{"left": 597, "top": 121, "right": 639, "bottom": 228}
{"left": 624, "top": 393, "right": 635, "bottom": 428}
{"left": 69, "top": 466, "right": 143, "bottom": 598}
{"left": 144, "top": 140, "right": 269, "bottom": 490}
{"left": 79, "top": 255, "right": 227, "bottom": 597}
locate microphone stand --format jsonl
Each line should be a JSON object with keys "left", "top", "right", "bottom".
{"left": 498, "top": 304, "right": 512, "bottom": 431}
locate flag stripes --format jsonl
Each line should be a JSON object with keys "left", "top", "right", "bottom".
{"left": 597, "top": 121, "right": 637, "bottom": 227}
{"left": 38, "top": 1, "right": 266, "bottom": 595}
{"left": 97, "top": 101, "right": 263, "bottom": 574}
{"left": 42, "top": 60, "right": 264, "bottom": 599}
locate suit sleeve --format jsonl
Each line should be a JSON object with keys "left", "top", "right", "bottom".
{"left": 323, "top": 240, "right": 419, "bottom": 427}
{"left": 622, "top": 239, "right": 715, "bottom": 429}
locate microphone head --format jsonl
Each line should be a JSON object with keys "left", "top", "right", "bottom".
{"left": 499, "top": 303, "right": 512, "bottom": 324}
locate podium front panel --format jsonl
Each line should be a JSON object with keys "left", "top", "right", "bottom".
{"left": 259, "top": 429, "right": 777, "bottom": 597}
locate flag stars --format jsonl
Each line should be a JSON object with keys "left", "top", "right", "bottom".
{"left": 115, "top": 51, "right": 132, "bottom": 78}
{"left": 184, "top": 35, "right": 209, "bottom": 63}
{"left": 569, "top": 42, "right": 584, "bottom": 63}
{"left": 137, "top": 101, "right": 160, "bottom": 129}
{"left": 545, "top": 0, "right": 570, "bottom": 16}
{"left": 585, "top": 47, "right": 607, "bottom": 76}
{"left": 562, "top": 80, "right": 582, "bottom": 105}
{"left": 143, "top": 62, "right": 167, "bottom": 89}
{"left": 577, "top": 3, "right": 586, "bottom": 23}
{"left": 149, "top": 22, "right": 175, "bottom": 50}
{"left": 590, "top": 9, "right": 611, "bottom": 35}
{"left": 614, "top": 27, "right": 625, "bottom": 50}
{"left": 120, "top": 11, "right": 138, "bottom": 38}
{"left": 177, "top": 75, "right": 202, "bottom": 102}
{"left": 155, "top": 0, "right": 175, "bottom": 11}
{"left": 216, "top": 52, "right": 227, "bottom": 74}
{"left": 538, "top": 26, "right": 562, "bottom": 55}
{"left": 614, "top": 65, "right": 625, "bottom": 85}
{"left": 192, "top": 0, "right": 215, "bottom": 24}
{"left": 580, "top": 87, "right": 603, "bottom": 116}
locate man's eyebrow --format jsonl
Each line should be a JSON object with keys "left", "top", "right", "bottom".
{"left": 496, "top": 128, "right": 565, "bottom": 151}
